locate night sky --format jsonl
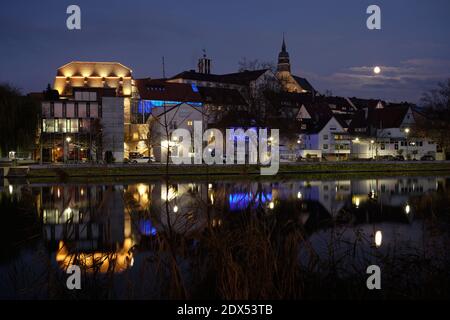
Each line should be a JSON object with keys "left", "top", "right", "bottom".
{"left": 1, "top": 0, "right": 449, "bottom": 103}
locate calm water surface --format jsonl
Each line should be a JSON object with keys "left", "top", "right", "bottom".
{"left": 1, "top": 175, "right": 449, "bottom": 299}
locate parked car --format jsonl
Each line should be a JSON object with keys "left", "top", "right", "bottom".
{"left": 394, "top": 155, "right": 405, "bottom": 161}
{"left": 376, "top": 155, "right": 395, "bottom": 161}
{"left": 130, "top": 156, "right": 155, "bottom": 164}
{"left": 420, "top": 154, "right": 435, "bottom": 161}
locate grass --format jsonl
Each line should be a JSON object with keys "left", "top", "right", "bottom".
{"left": 24, "top": 161, "right": 450, "bottom": 183}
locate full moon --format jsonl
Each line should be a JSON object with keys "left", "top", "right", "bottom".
{"left": 373, "top": 66, "right": 381, "bottom": 74}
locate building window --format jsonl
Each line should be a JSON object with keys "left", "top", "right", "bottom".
{"left": 78, "top": 103, "right": 87, "bottom": 117}
{"left": 381, "top": 143, "right": 385, "bottom": 150}
{"left": 66, "top": 103, "right": 75, "bottom": 118}
{"left": 90, "top": 103, "right": 98, "bottom": 118}
{"left": 55, "top": 119, "right": 66, "bottom": 133}
{"left": 75, "top": 91, "right": 82, "bottom": 100}
{"left": 42, "top": 119, "right": 55, "bottom": 133}
{"left": 42, "top": 102, "right": 51, "bottom": 117}
{"left": 187, "top": 120, "right": 193, "bottom": 126}
{"left": 323, "top": 144, "right": 328, "bottom": 150}
{"left": 395, "top": 143, "right": 399, "bottom": 150}
{"left": 323, "top": 134, "right": 328, "bottom": 140}
{"left": 54, "top": 103, "right": 63, "bottom": 118}
{"left": 68, "top": 119, "right": 79, "bottom": 133}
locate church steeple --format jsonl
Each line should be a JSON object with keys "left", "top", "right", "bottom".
{"left": 277, "top": 34, "right": 291, "bottom": 73}
{"left": 281, "top": 33, "right": 287, "bottom": 52}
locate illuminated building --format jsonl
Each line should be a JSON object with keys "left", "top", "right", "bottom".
{"left": 40, "top": 61, "right": 134, "bottom": 162}
{"left": 275, "top": 35, "right": 315, "bottom": 93}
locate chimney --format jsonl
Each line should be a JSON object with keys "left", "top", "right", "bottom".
{"left": 198, "top": 49, "right": 211, "bottom": 74}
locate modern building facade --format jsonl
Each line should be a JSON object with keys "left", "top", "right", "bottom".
{"left": 40, "top": 61, "right": 133, "bottom": 163}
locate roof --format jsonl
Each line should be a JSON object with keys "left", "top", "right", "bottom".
{"left": 169, "top": 69, "right": 270, "bottom": 86}
{"left": 303, "top": 115, "right": 344, "bottom": 134}
{"left": 292, "top": 75, "right": 315, "bottom": 92}
{"left": 264, "top": 91, "right": 315, "bottom": 108}
{"left": 56, "top": 61, "right": 132, "bottom": 77}
{"left": 303, "top": 102, "right": 333, "bottom": 121}
{"left": 349, "top": 97, "right": 385, "bottom": 110}
{"left": 349, "top": 110, "right": 369, "bottom": 130}
{"left": 324, "top": 96, "right": 355, "bottom": 113}
{"left": 368, "top": 104, "right": 411, "bottom": 129}
{"left": 197, "top": 86, "right": 247, "bottom": 106}
{"left": 135, "top": 78, "right": 202, "bottom": 102}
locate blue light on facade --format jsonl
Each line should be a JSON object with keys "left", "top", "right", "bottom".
{"left": 140, "top": 100, "right": 203, "bottom": 108}
{"left": 138, "top": 100, "right": 153, "bottom": 114}
{"left": 229, "top": 192, "right": 272, "bottom": 211}
{"left": 139, "top": 220, "right": 157, "bottom": 236}
{"left": 191, "top": 83, "right": 199, "bottom": 92}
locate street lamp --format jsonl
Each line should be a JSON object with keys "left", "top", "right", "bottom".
{"left": 375, "top": 230, "right": 383, "bottom": 248}
{"left": 404, "top": 128, "right": 410, "bottom": 160}
{"left": 370, "top": 140, "right": 375, "bottom": 159}
{"left": 64, "top": 136, "right": 72, "bottom": 163}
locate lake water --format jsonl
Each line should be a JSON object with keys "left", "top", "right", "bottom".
{"left": 1, "top": 175, "right": 449, "bottom": 299}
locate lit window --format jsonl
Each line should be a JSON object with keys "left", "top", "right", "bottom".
{"left": 191, "top": 84, "right": 199, "bottom": 92}
{"left": 187, "top": 120, "right": 193, "bottom": 126}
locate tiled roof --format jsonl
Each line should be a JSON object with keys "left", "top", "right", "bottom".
{"left": 292, "top": 75, "right": 315, "bottom": 92}
{"left": 169, "top": 69, "right": 269, "bottom": 85}
{"left": 197, "top": 86, "right": 247, "bottom": 106}
{"left": 349, "top": 97, "right": 386, "bottom": 110}
{"left": 368, "top": 104, "right": 410, "bottom": 129}
{"left": 135, "top": 78, "right": 202, "bottom": 102}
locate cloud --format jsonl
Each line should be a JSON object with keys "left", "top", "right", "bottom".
{"left": 308, "top": 59, "right": 450, "bottom": 103}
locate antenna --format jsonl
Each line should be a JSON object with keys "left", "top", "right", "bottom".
{"left": 162, "top": 56, "right": 166, "bottom": 78}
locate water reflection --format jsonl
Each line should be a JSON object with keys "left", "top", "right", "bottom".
{"left": 1, "top": 175, "right": 449, "bottom": 298}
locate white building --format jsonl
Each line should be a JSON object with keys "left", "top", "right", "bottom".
{"left": 349, "top": 104, "right": 444, "bottom": 160}
{"left": 299, "top": 115, "right": 352, "bottom": 161}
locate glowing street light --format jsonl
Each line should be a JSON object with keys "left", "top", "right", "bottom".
{"left": 173, "top": 205, "right": 179, "bottom": 213}
{"left": 373, "top": 66, "right": 381, "bottom": 74}
{"left": 375, "top": 230, "right": 383, "bottom": 247}
{"left": 66, "top": 137, "right": 72, "bottom": 143}
{"left": 405, "top": 204, "right": 411, "bottom": 215}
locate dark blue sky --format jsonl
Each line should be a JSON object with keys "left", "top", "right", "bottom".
{"left": 1, "top": 0, "right": 449, "bottom": 102}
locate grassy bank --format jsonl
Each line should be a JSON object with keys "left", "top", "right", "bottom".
{"left": 22, "top": 161, "right": 450, "bottom": 183}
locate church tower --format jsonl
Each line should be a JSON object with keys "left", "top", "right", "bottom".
{"left": 275, "top": 34, "right": 313, "bottom": 93}
{"left": 277, "top": 34, "right": 291, "bottom": 73}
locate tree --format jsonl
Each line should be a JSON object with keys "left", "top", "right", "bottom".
{"left": 414, "top": 79, "right": 450, "bottom": 155}
{"left": 0, "top": 84, "right": 41, "bottom": 157}
{"left": 238, "top": 57, "right": 276, "bottom": 73}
